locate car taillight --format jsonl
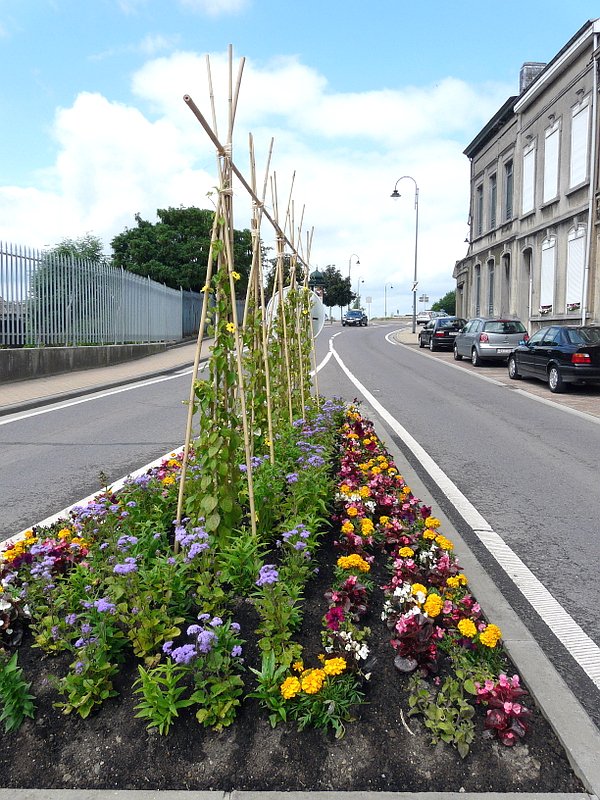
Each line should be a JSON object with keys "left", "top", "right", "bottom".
{"left": 435, "top": 331, "right": 445, "bottom": 337}
{"left": 522, "top": 332, "right": 529, "bottom": 341}
{"left": 479, "top": 333, "right": 489, "bottom": 343}
{"left": 572, "top": 352, "right": 591, "bottom": 364}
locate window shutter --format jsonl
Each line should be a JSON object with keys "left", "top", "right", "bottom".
{"left": 543, "top": 126, "right": 559, "bottom": 202}
{"left": 540, "top": 238, "right": 555, "bottom": 308}
{"left": 522, "top": 147, "right": 535, "bottom": 214}
{"left": 566, "top": 227, "right": 585, "bottom": 305}
{"left": 570, "top": 105, "right": 589, "bottom": 187}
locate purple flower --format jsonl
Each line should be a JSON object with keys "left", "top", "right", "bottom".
{"left": 231, "top": 645, "right": 243, "bottom": 658}
{"left": 65, "top": 613, "right": 77, "bottom": 625}
{"left": 93, "top": 597, "right": 116, "bottom": 614}
{"left": 171, "top": 643, "right": 197, "bottom": 664}
{"left": 230, "top": 622, "right": 241, "bottom": 633}
{"left": 162, "top": 640, "right": 173, "bottom": 655}
{"left": 198, "top": 613, "right": 210, "bottom": 622}
{"left": 187, "top": 624, "right": 202, "bottom": 636}
{"left": 256, "top": 564, "right": 279, "bottom": 587}
{"left": 196, "top": 630, "right": 216, "bottom": 654}
{"left": 210, "top": 617, "right": 223, "bottom": 627}
{"left": 74, "top": 661, "right": 85, "bottom": 674}
{"left": 286, "top": 472, "right": 299, "bottom": 484}
{"left": 113, "top": 557, "right": 138, "bottom": 575}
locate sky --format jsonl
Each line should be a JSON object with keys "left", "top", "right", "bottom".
{"left": 1, "top": 1, "right": 599, "bottom": 317}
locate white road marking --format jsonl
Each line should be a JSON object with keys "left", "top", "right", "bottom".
{"left": 0, "top": 370, "right": 197, "bottom": 427}
{"left": 329, "top": 337, "right": 600, "bottom": 689}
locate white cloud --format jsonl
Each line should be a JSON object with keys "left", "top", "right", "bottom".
{"left": 0, "top": 49, "right": 511, "bottom": 314}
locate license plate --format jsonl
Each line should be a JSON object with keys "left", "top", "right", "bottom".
{"left": 448, "top": 331, "right": 457, "bottom": 336}
{"left": 496, "top": 348, "right": 511, "bottom": 354}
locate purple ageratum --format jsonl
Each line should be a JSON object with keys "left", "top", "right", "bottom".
{"left": 231, "top": 645, "right": 243, "bottom": 658}
{"left": 256, "top": 564, "right": 279, "bottom": 587}
{"left": 170, "top": 644, "right": 197, "bottom": 665}
{"left": 116, "top": 535, "right": 138, "bottom": 551}
{"left": 113, "top": 556, "right": 138, "bottom": 575}
{"left": 93, "top": 597, "right": 116, "bottom": 614}
{"left": 196, "top": 629, "right": 216, "bottom": 654}
{"left": 285, "top": 472, "right": 299, "bottom": 484}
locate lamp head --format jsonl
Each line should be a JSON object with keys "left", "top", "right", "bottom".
{"left": 390, "top": 189, "right": 401, "bottom": 199}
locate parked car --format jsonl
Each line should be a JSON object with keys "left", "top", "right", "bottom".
{"left": 454, "top": 317, "right": 529, "bottom": 366}
{"left": 342, "top": 309, "right": 368, "bottom": 327}
{"left": 416, "top": 310, "right": 436, "bottom": 325}
{"left": 508, "top": 325, "right": 600, "bottom": 393}
{"left": 419, "top": 316, "right": 467, "bottom": 351}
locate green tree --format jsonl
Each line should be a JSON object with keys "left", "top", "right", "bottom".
{"left": 431, "top": 289, "right": 456, "bottom": 315}
{"left": 48, "top": 234, "right": 105, "bottom": 262}
{"left": 110, "top": 207, "right": 253, "bottom": 294}
{"left": 321, "top": 265, "right": 353, "bottom": 313}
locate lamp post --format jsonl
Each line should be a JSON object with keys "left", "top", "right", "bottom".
{"left": 355, "top": 276, "right": 364, "bottom": 307}
{"left": 348, "top": 253, "right": 360, "bottom": 313}
{"left": 384, "top": 283, "right": 393, "bottom": 318}
{"left": 391, "top": 175, "right": 419, "bottom": 333}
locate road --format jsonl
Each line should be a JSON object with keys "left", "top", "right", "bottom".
{"left": 315, "top": 320, "right": 600, "bottom": 731}
{"left": 1, "top": 321, "right": 599, "bottom": 731}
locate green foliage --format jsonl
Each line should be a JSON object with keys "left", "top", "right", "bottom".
{"left": 253, "top": 581, "right": 304, "bottom": 659}
{"left": 247, "top": 651, "right": 291, "bottom": 728}
{"left": 217, "top": 529, "right": 268, "bottom": 595}
{"left": 407, "top": 668, "right": 477, "bottom": 759}
{"left": 289, "top": 671, "right": 365, "bottom": 739}
{"left": 431, "top": 289, "right": 456, "bottom": 315}
{"left": 134, "top": 661, "right": 194, "bottom": 735}
{"left": 110, "top": 206, "right": 252, "bottom": 293}
{"left": 53, "top": 648, "right": 119, "bottom": 719}
{"left": 321, "top": 265, "right": 354, "bottom": 311}
{"left": 0, "top": 651, "right": 36, "bottom": 732}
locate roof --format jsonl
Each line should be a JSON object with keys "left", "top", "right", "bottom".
{"left": 463, "top": 95, "right": 518, "bottom": 158}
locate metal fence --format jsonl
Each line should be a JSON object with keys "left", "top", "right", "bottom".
{"left": 0, "top": 242, "right": 203, "bottom": 347}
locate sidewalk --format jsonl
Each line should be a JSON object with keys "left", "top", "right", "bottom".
{"left": 0, "top": 339, "right": 208, "bottom": 417}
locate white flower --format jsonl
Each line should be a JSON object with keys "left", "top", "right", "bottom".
{"left": 0, "top": 598, "right": 12, "bottom": 612}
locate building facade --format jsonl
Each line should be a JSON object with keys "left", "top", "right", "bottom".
{"left": 454, "top": 20, "right": 600, "bottom": 331}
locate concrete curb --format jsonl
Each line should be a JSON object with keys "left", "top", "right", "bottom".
{"left": 0, "top": 792, "right": 594, "bottom": 800}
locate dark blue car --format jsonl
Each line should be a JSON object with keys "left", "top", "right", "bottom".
{"left": 508, "top": 325, "right": 600, "bottom": 393}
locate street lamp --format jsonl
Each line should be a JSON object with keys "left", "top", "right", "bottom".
{"left": 384, "top": 283, "right": 393, "bottom": 318}
{"left": 348, "top": 253, "right": 360, "bottom": 313}
{"left": 391, "top": 175, "right": 419, "bottom": 333}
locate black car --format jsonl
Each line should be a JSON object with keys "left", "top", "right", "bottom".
{"left": 508, "top": 325, "right": 600, "bottom": 393}
{"left": 418, "top": 316, "right": 467, "bottom": 351}
{"left": 343, "top": 309, "right": 368, "bottom": 327}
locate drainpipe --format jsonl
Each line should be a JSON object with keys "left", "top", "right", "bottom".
{"left": 582, "top": 31, "right": 599, "bottom": 324}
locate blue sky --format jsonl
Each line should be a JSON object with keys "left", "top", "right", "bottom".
{"left": 1, "top": 0, "right": 599, "bottom": 315}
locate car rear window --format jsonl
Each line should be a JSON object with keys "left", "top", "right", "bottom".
{"left": 567, "top": 327, "right": 600, "bottom": 345}
{"left": 483, "top": 321, "right": 526, "bottom": 334}
{"left": 438, "top": 318, "right": 464, "bottom": 329}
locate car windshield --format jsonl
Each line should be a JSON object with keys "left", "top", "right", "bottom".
{"left": 437, "top": 318, "right": 464, "bottom": 329}
{"left": 483, "top": 320, "right": 526, "bottom": 334}
{"left": 565, "top": 327, "right": 600, "bottom": 345}
{"left": 346, "top": 311, "right": 362, "bottom": 317}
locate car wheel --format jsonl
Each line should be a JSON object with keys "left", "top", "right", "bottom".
{"left": 548, "top": 365, "right": 566, "bottom": 393}
{"left": 508, "top": 355, "right": 521, "bottom": 380}
{"left": 429, "top": 338, "right": 436, "bottom": 352}
{"left": 419, "top": 336, "right": 425, "bottom": 348}
{"left": 471, "top": 348, "right": 482, "bottom": 367}
{"left": 453, "top": 344, "right": 462, "bottom": 361}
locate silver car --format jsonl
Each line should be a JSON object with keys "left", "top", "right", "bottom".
{"left": 454, "top": 317, "right": 529, "bottom": 366}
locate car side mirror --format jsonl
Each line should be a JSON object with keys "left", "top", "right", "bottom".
{"left": 518, "top": 339, "right": 527, "bottom": 346}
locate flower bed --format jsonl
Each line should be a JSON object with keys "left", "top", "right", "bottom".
{"left": 0, "top": 402, "right": 584, "bottom": 792}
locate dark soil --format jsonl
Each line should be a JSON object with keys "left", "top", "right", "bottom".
{"left": 0, "top": 532, "right": 584, "bottom": 793}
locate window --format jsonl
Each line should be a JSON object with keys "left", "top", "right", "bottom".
{"left": 540, "top": 237, "right": 556, "bottom": 312}
{"left": 487, "top": 261, "right": 495, "bottom": 315}
{"left": 566, "top": 225, "right": 586, "bottom": 309}
{"left": 504, "top": 160, "right": 514, "bottom": 221}
{"left": 474, "top": 265, "right": 481, "bottom": 316}
{"left": 522, "top": 145, "right": 535, "bottom": 214}
{"left": 543, "top": 123, "right": 560, "bottom": 202}
{"left": 476, "top": 185, "right": 484, "bottom": 236}
{"left": 570, "top": 103, "right": 589, "bottom": 187}
{"left": 489, "top": 173, "right": 497, "bottom": 229}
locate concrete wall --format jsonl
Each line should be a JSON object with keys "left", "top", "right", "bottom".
{"left": 0, "top": 343, "right": 168, "bottom": 384}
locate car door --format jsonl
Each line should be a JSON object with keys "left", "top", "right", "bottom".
{"left": 421, "top": 320, "right": 434, "bottom": 345}
{"left": 456, "top": 320, "right": 474, "bottom": 356}
{"left": 534, "top": 326, "right": 562, "bottom": 374}
{"left": 518, "top": 327, "right": 547, "bottom": 376}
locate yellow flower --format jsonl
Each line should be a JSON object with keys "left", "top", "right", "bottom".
{"left": 340, "top": 484, "right": 352, "bottom": 495}
{"left": 435, "top": 535, "right": 454, "bottom": 551}
{"left": 423, "top": 593, "right": 444, "bottom": 618}
{"left": 457, "top": 618, "right": 477, "bottom": 638}
{"left": 398, "top": 547, "right": 414, "bottom": 558}
{"left": 422, "top": 529, "right": 437, "bottom": 540}
{"left": 264, "top": 438, "right": 272, "bottom": 447}
{"left": 301, "top": 668, "right": 326, "bottom": 694}
{"left": 347, "top": 506, "right": 358, "bottom": 517}
{"left": 425, "top": 516, "right": 441, "bottom": 529}
{"left": 379, "top": 461, "right": 389, "bottom": 470}
{"left": 292, "top": 661, "right": 304, "bottom": 673}
{"left": 337, "top": 554, "right": 370, "bottom": 573}
{"left": 479, "top": 624, "right": 502, "bottom": 648}
{"left": 226, "top": 322, "right": 236, "bottom": 333}
{"left": 201, "top": 284, "right": 210, "bottom": 293}
{"left": 371, "top": 466, "right": 381, "bottom": 475}
{"left": 360, "top": 518, "right": 374, "bottom": 536}
{"left": 231, "top": 270, "right": 241, "bottom": 281}
{"left": 341, "top": 521, "right": 354, "bottom": 535}
{"left": 363, "top": 438, "right": 371, "bottom": 446}
{"left": 58, "top": 528, "right": 72, "bottom": 539}
{"left": 280, "top": 676, "right": 301, "bottom": 699}
{"left": 358, "top": 486, "right": 371, "bottom": 498}
{"left": 402, "top": 485, "right": 411, "bottom": 496}
{"left": 388, "top": 467, "right": 397, "bottom": 475}
{"left": 323, "top": 657, "right": 346, "bottom": 676}
{"left": 411, "top": 583, "right": 427, "bottom": 597}
{"left": 379, "top": 515, "right": 390, "bottom": 525}
{"left": 162, "top": 475, "right": 175, "bottom": 486}
{"left": 447, "top": 574, "right": 467, "bottom": 588}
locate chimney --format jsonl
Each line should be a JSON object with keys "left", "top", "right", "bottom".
{"left": 519, "top": 62, "right": 547, "bottom": 93}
